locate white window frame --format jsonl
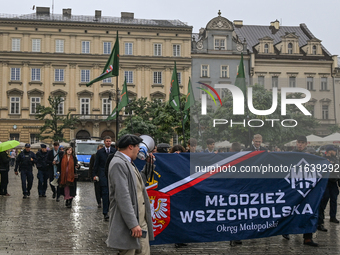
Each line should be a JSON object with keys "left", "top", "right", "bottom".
{"left": 31, "top": 68, "right": 41, "bottom": 81}
{"left": 214, "top": 37, "right": 226, "bottom": 50}
{"left": 10, "top": 97, "right": 20, "bottom": 114}
{"left": 103, "top": 42, "right": 111, "bottom": 54}
{"left": 32, "top": 39, "right": 41, "bottom": 52}
{"left": 272, "top": 76, "right": 278, "bottom": 88}
{"left": 103, "top": 78, "right": 112, "bottom": 83}
{"left": 57, "top": 97, "right": 64, "bottom": 115}
{"left": 321, "top": 77, "right": 327, "bottom": 90}
{"left": 81, "top": 70, "right": 90, "bottom": 83}
{"left": 81, "top": 41, "right": 90, "bottom": 54}
{"left": 10, "top": 68, "right": 21, "bottom": 81}
{"left": 322, "top": 105, "right": 329, "bottom": 120}
{"left": 201, "top": 65, "right": 209, "bottom": 77}
{"left": 80, "top": 98, "right": 90, "bottom": 115}
{"left": 153, "top": 71, "right": 162, "bottom": 84}
{"left": 258, "top": 76, "right": 265, "bottom": 86}
{"left": 125, "top": 42, "right": 133, "bottom": 55}
{"left": 55, "top": 69, "right": 64, "bottom": 82}
{"left": 221, "top": 65, "right": 229, "bottom": 78}
{"left": 30, "top": 134, "right": 40, "bottom": 144}
{"left": 55, "top": 39, "right": 64, "bottom": 53}
{"left": 173, "top": 44, "right": 181, "bottom": 56}
{"left": 154, "top": 44, "right": 162, "bottom": 56}
{"left": 102, "top": 98, "right": 112, "bottom": 115}
{"left": 264, "top": 43, "right": 269, "bottom": 53}
{"left": 12, "top": 38, "right": 21, "bottom": 51}
{"left": 307, "top": 77, "right": 314, "bottom": 90}
{"left": 289, "top": 77, "right": 296, "bottom": 87}
{"left": 288, "top": 43, "right": 293, "bottom": 54}
{"left": 177, "top": 72, "right": 182, "bottom": 85}
{"left": 30, "top": 97, "right": 41, "bottom": 114}
{"left": 124, "top": 71, "right": 133, "bottom": 84}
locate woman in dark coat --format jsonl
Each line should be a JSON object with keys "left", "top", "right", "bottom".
{"left": 0, "top": 150, "right": 10, "bottom": 196}
{"left": 58, "top": 146, "right": 79, "bottom": 208}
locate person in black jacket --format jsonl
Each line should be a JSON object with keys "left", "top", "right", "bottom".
{"left": 93, "top": 136, "right": 116, "bottom": 220}
{"left": 58, "top": 146, "right": 79, "bottom": 208}
{"left": 14, "top": 143, "right": 37, "bottom": 198}
{"left": 36, "top": 144, "right": 49, "bottom": 197}
{"left": 0, "top": 150, "right": 10, "bottom": 196}
{"left": 89, "top": 144, "right": 104, "bottom": 208}
{"left": 46, "top": 142, "right": 64, "bottom": 201}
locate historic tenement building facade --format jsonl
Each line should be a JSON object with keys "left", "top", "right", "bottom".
{"left": 233, "top": 20, "right": 337, "bottom": 135}
{"left": 0, "top": 7, "right": 192, "bottom": 143}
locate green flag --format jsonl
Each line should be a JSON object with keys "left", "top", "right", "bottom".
{"left": 86, "top": 31, "right": 119, "bottom": 86}
{"left": 183, "top": 78, "right": 194, "bottom": 125}
{"left": 106, "top": 77, "right": 129, "bottom": 120}
{"left": 169, "top": 62, "right": 180, "bottom": 111}
{"left": 235, "top": 53, "right": 246, "bottom": 94}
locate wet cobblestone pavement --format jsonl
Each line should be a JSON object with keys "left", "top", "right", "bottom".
{"left": 1, "top": 168, "right": 340, "bottom": 254}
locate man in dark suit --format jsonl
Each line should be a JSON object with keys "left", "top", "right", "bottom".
{"left": 89, "top": 144, "right": 104, "bottom": 208}
{"left": 245, "top": 134, "right": 267, "bottom": 151}
{"left": 93, "top": 136, "right": 116, "bottom": 220}
{"left": 46, "top": 141, "right": 64, "bottom": 201}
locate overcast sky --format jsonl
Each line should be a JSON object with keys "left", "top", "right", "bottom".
{"left": 2, "top": 0, "right": 339, "bottom": 56}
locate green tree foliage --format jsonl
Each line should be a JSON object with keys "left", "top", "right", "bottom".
{"left": 35, "top": 96, "right": 78, "bottom": 142}
{"left": 118, "top": 97, "right": 190, "bottom": 145}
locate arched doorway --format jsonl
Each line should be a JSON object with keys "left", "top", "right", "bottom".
{"left": 101, "top": 130, "right": 115, "bottom": 141}
{"left": 76, "top": 130, "right": 91, "bottom": 139}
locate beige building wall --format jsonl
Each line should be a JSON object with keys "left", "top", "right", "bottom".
{"left": 0, "top": 9, "right": 192, "bottom": 143}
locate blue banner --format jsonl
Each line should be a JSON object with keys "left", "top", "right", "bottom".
{"left": 135, "top": 152, "right": 330, "bottom": 245}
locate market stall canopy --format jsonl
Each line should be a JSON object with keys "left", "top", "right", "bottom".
{"left": 30, "top": 142, "right": 49, "bottom": 149}
{"left": 284, "top": 134, "right": 326, "bottom": 147}
{"left": 14, "top": 142, "right": 26, "bottom": 148}
{"left": 322, "top": 132, "right": 340, "bottom": 144}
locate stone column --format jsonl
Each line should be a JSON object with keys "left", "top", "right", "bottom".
{"left": 43, "top": 62, "right": 51, "bottom": 105}
{"left": 69, "top": 63, "right": 77, "bottom": 109}
{"left": 21, "top": 61, "right": 30, "bottom": 118}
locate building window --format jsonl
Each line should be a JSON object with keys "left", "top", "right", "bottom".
{"left": 307, "top": 77, "right": 313, "bottom": 90}
{"left": 10, "top": 68, "right": 21, "bottom": 81}
{"left": 312, "top": 45, "right": 317, "bottom": 55}
{"left": 32, "top": 39, "right": 41, "bottom": 52}
{"left": 12, "top": 38, "right": 21, "bottom": 51}
{"left": 30, "top": 97, "right": 41, "bottom": 114}
{"left": 289, "top": 77, "right": 296, "bottom": 87}
{"left": 80, "top": 98, "right": 90, "bottom": 115}
{"left": 214, "top": 38, "right": 226, "bottom": 50}
{"left": 57, "top": 98, "right": 64, "bottom": 115}
{"left": 177, "top": 72, "right": 182, "bottom": 84}
{"left": 124, "top": 71, "right": 133, "bottom": 84}
{"left": 81, "top": 41, "right": 90, "bottom": 54}
{"left": 10, "top": 133, "right": 20, "bottom": 141}
{"left": 310, "top": 105, "right": 315, "bottom": 117}
{"left": 10, "top": 97, "right": 20, "bottom": 114}
{"left": 264, "top": 44, "right": 269, "bottom": 53}
{"left": 55, "top": 69, "right": 64, "bottom": 82}
{"left": 31, "top": 68, "right": 41, "bottom": 81}
{"left": 321, "top": 77, "right": 327, "bottom": 90}
{"left": 258, "top": 76, "right": 265, "bottom": 86}
{"left": 272, "top": 76, "right": 278, "bottom": 88}
{"left": 221, "top": 65, "right": 229, "bottom": 78}
{"left": 103, "top": 42, "right": 111, "bottom": 54}
{"left": 322, "top": 105, "right": 329, "bottom": 120}
{"left": 81, "top": 70, "right": 90, "bottom": 83}
{"left": 201, "top": 65, "right": 209, "bottom": 77}
{"left": 125, "top": 42, "right": 133, "bottom": 55}
{"left": 55, "top": 39, "right": 64, "bottom": 53}
{"left": 102, "top": 98, "right": 111, "bottom": 115}
{"left": 153, "top": 72, "right": 162, "bottom": 84}
{"left": 173, "top": 44, "right": 181, "bottom": 56}
{"left": 154, "top": 44, "right": 162, "bottom": 56}
{"left": 30, "top": 134, "right": 39, "bottom": 144}
{"left": 288, "top": 43, "right": 293, "bottom": 54}
{"left": 103, "top": 78, "right": 112, "bottom": 83}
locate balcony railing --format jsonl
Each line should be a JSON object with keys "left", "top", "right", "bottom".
{"left": 71, "top": 114, "right": 122, "bottom": 121}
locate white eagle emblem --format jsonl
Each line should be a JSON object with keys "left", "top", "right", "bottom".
{"left": 149, "top": 197, "right": 168, "bottom": 231}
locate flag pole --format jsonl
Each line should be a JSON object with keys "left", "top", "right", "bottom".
{"left": 116, "top": 75, "right": 119, "bottom": 143}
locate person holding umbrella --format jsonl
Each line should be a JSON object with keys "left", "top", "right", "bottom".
{"left": 14, "top": 144, "right": 37, "bottom": 198}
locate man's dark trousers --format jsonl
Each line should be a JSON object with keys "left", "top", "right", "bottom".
{"left": 21, "top": 169, "right": 33, "bottom": 195}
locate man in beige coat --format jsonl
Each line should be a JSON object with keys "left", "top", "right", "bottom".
{"left": 106, "top": 134, "right": 154, "bottom": 254}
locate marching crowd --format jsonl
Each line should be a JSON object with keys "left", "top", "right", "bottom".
{"left": 0, "top": 134, "right": 339, "bottom": 254}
